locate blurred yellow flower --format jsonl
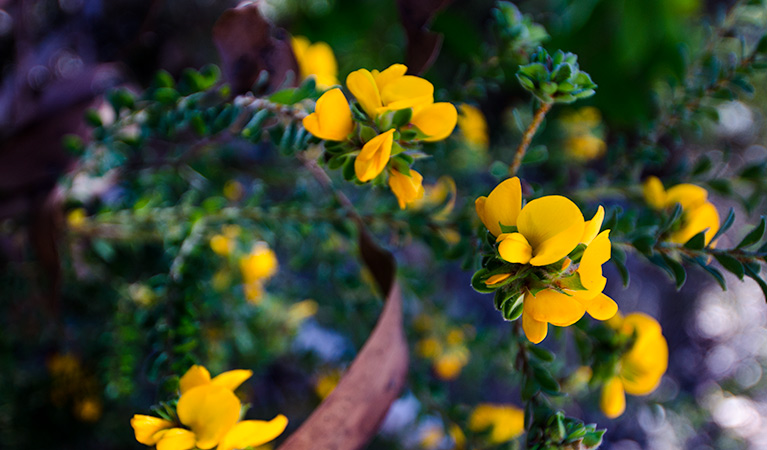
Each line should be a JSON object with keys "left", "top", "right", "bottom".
{"left": 75, "top": 397, "right": 102, "bottom": 422}
{"left": 458, "top": 104, "right": 489, "bottom": 148}
{"left": 600, "top": 312, "right": 668, "bottom": 419}
{"left": 468, "top": 404, "right": 524, "bottom": 444}
{"left": 355, "top": 129, "right": 395, "bottom": 182}
{"left": 416, "top": 337, "right": 443, "bottom": 359}
{"left": 434, "top": 349, "right": 469, "bottom": 381}
{"left": 210, "top": 225, "right": 241, "bottom": 257}
{"left": 287, "top": 299, "right": 319, "bottom": 326}
{"left": 413, "top": 176, "right": 457, "bottom": 221}
{"left": 302, "top": 88, "right": 354, "bottom": 141}
{"left": 223, "top": 180, "right": 244, "bottom": 202}
{"left": 560, "top": 107, "right": 606, "bottom": 161}
{"left": 388, "top": 168, "right": 425, "bottom": 209}
{"left": 315, "top": 369, "right": 343, "bottom": 400}
{"left": 642, "top": 176, "right": 720, "bottom": 245}
{"left": 67, "top": 208, "right": 87, "bottom": 228}
{"left": 291, "top": 36, "right": 339, "bottom": 89}
{"left": 239, "top": 242, "right": 278, "bottom": 304}
{"left": 131, "top": 365, "right": 287, "bottom": 450}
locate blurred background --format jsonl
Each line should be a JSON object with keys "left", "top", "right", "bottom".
{"left": 2, "top": 0, "right": 767, "bottom": 449}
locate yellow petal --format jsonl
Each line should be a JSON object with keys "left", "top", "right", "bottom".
{"left": 486, "top": 273, "right": 511, "bottom": 285}
{"left": 468, "top": 404, "right": 524, "bottom": 444}
{"left": 177, "top": 385, "right": 241, "bottom": 449}
{"left": 580, "top": 205, "right": 605, "bottom": 245}
{"left": 388, "top": 168, "right": 424, "bottom": 209}
{"left": 155, "top": 428, "right": 197, "bottom": 450}
{"left": 577, "top": 230, "right": 611, "bottom": 297}
{"left": 481, "top": 177, "right": 522, "bottom": 237}
{"left": 498, "top": 232, "right": 533, "bottom": 264}
{"left": 620, "top": 313, "right": 668, "bottom": 396}
{"left": 346, "top": 69, "right": 382, "bottom": 118}
{"left": 642, "top": 176, "right": 666, "bottom": 210}
{"left": 517, "top": 196, "right": 585, "bottom": 266}
{"left": 372, "top": 64, "right": 408, "bottom": 92}
{"left": 458, "top": 104, "right": 489, "bottom": 148}
{"left": 301, "top": 88, "right": 353, "bottom": 141}
{"left": 665, "top": 183, "right": 708, "bottom": 210}
{"left": 524, "top": 289, "right": 586, "bottom": 326}
{"left": 355, "top": 129, "right": 394, "bottom": 182}
{"left": 218, "top": 415, "right": 289, "bottom": 450}
{"left": 211, "top": 369, "right": 253, "bottom": 392}
{"left": 584, "top": 292, "right": 618, "bottom": 321}
{"left": 131, "top": 414, "right": 174, "bottom": 445}
{"left": 299, "top": 41, "right": 339, "bottom": 89}
{"left": 379, "top": 75, "right": 434, "bottom": 112}
{"left": 600, "top": 377, "right": 626, "bottom": 419}
{"left": 669, "top": 201, "right": 720, "bottom": 245}
{"left": 179, "top": 365, "right": 211, "bottom": 394}
{"left": 522, "top": 311, "right": 548, "bottom": 344}
{"left": 291, "top": 36, "right": 310, "bottom": 64}
{"left": 410, "top": 102, "right": 458, "bottom": 142}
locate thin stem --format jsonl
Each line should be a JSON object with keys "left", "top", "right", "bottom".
{"left": 509, "top": 102, "right": 553, "bottom": 176}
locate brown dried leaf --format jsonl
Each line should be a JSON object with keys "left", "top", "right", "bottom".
{"left": 276, "top": 227, "right": 407, "bottom": 450}
{"left": 212, "top": 4, "right": 299, "bottom": 94}
{"left": 397, "top": 0, "right": 453, "bottom": 75}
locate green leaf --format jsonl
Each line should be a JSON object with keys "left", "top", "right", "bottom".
{"left": 523, "top": 145, "right": 548, "bottom": 164}
{"left": 700, "top": 264, "right": 727, "bottom": 291}
{"left": 528, "top": 345, "right": 555, "bottom": 362}
{"left": 745, "top": 264, "right": 767, "bottom": 302}
{"left": 471, "top": 269, "right": 496, "bottom": 293}
{"left": 714, "top": 253, "right": 745, "bottom": 280}
{"left": 661, "top": 254, "right": 687, "bottom": 289}
{"left": 632, "top": 235, "right": 656, "bottom": 255}
{"left": 736, "top": 217, "right": 766, "bottom": 249}
{"left": 499, "top": 224, "right": 518, "bottom": 234}
{"left": 582, "top": 429, "right": 606, "bottom": 449}
{"left": 392, "top": 108, "right": 413, "bottom": 128}
{"left": 502, "top": 294, "right": 524, "bottom": 321}
{"left": 533, "top": 366, "right": 560, "bottom": 393}
{"left": 558, "top": 273, "right": 587, "bottom": 291}
{"left": 710, "top": 208, "right": 735, "bottom": 243}
{"left": 684, "top": 231, "right": 707, "bottom": 250}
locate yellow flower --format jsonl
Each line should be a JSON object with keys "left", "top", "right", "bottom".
{"left": 346, "top": 64, "right": 433, "bottom": 118}
{"left": 410, "top": 102, "right": 458, "bottom": 142}
{"left": 345, "top": 64, "right": 457, "bottom": 141}
{"left": 388, "top": 168, "right": 425, "bottom": 209}
{"left": 477, "top": 177, "right": 586, "bottom": 266}
{"left": 468, "top": 404, "right": 524, "bottom": 444}
{"left": 355, "top": 129, "right": 394, "bottom": 182}
{"left": 565, "top": 134, "right": 606, "bottom": 161}
{"left": 600, "top": 312, "right": 668, "bottom": 419}
{"left": 210, "top": 235, "right": 233, "bottom": 256}
{"left": 315, "top": 369, "right": 342, "bottom": 399}
{"left": 131, "top": 366, "right": 288, "bottom": 450}
{"left": 178, "top": 365, "right": 253, "bottom": 394}
{"left": 291, "top": 36, "right": 339, "bottom": 89}
{"left": 240, "top": 243, "right": 278, "bottom": 284}
{"left": 416, "top": 337, "right": 443, "bottom": 359}
{"left": 302, "top": 88, "right": 353, "bottom": 141}
{"left": 75, "top": 397, "right": 102, "bottom": 422}
{"left": 433, "top": 348, "right": 469, "bottom": 381}
{"left": 67, "top": 208, "right": 87, "bottom": 228}
{"left": 522, "top": 229, "right": 618, "bottom": 344}
{"left": 642, "top": 176, "right": 720, "bottom": 245}
{"left": 458, "top": 104, "right": 489, "bottom": 148}
{"left": 287, "top": 299, "right": 319, "bottom": 326}
{"left": 413, "top": 176, "right": 457, "bottom": 221}
{"left": 223, "top": 180, "right": 244, "bottom": 202}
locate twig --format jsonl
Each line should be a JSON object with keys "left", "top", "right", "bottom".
{"left": 509, "top": 102, "right": 552, "bottom": 176}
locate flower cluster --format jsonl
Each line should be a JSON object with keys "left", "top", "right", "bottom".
{"left": 643, "top": 176, "right": 721, "bottom": 246}
{"left": 209, "top": 229, "right": 279, "bottom": 304}
{"left": 600, "top": 313, "right": 668, "bottom": 418}
{"left": 473, "top": 177, "right": 618, "bottom": 343}
{"left": 302, "top": 64, "right": 458, "bottom": 209}
{"left": 414, "top": 320, "right": 472, "bottom": 381}
{"left": 131, "top": 365, "right": 287, "bottom": 450}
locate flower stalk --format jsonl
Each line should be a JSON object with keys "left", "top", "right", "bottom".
{"left": 509, "top": 102, "right": 552, "bottom": 176}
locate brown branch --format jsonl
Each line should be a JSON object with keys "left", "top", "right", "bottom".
{"left": 509, "top": 102, "right": 552, "bottom": 176}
